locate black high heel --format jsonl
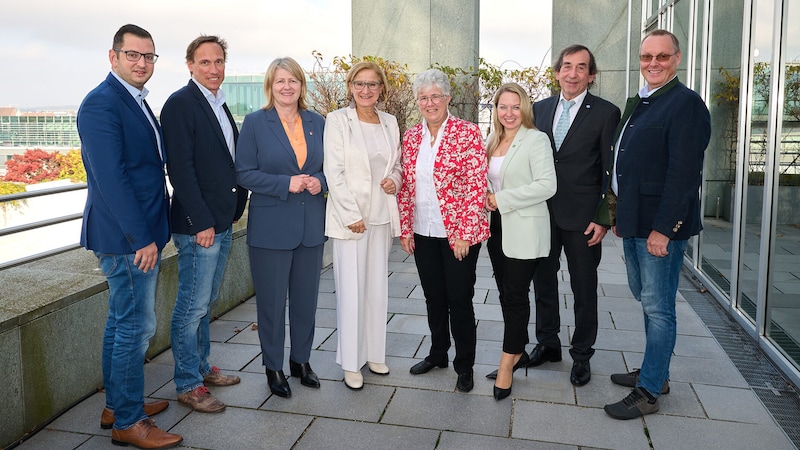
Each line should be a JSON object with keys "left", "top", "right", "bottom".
{"left": 485, "top": 352, "right": 530, "bottom": 379}
{"left": 493, "top": 384, "right": 512, "bottom": 400}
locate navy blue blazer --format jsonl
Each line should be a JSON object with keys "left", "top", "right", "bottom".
{"left": 613, "top": 78, "right": 710, "bottom": 240}
{"left": 534, "top": 92, "right": 620, "bottom": 229}
{"left": 77, "top": 73, "right": 170, "bottom": 254}
{"left": 161, "top": 80, "right": 248, "bottom": 235}
{"left": 235, "top": 108, "right": 327, "bottom": 250}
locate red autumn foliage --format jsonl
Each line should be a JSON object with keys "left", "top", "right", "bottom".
{"left": 3, "top": 148, "right": 62, "bottom": 183}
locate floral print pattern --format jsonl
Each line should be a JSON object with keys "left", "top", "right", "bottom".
{"left": 398, "top": 116, "right": 489, "bottom": 249}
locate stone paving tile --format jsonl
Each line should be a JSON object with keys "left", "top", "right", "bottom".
{"left": 261, "top": 380, "right": 394, "bottom": 422}
{"left": 673, "top": 333, "right": 729, "bottom": 359}
{"left": 438, "top": 431, "right": 579, "bottom": 449}
{"left": 646, "top": 414, "right": 794, "bottom": 449}
{"left": 15, "top": 236, "right": 796, "bottom": 450}
{"left": 143, "top": 357, "right": 178, "bottom": 395}
{"left": 172, "top": 407, "right": 312, "bottom": 450}
{"left": 387, "top": 296, "right": 427, "bottom": 315}
{"left": 382, "top": 387, "right": 512, "bottom": 436}
{"left": 21, "top": 429, "right": 91, "bottom": 450}
{"left": 295, "top": 417, "right": 441, "bottom": 449}
{"left": 512, "top": 400, "right": 650, "bottom": 448}
{"left": 693, "top": 383, "right": 777, "bottom": 424}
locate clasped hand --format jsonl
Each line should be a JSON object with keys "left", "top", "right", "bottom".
{"left": 289, "top": 174, "right": 322, "bottom": 194}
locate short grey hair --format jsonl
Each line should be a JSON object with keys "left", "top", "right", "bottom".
{"left": 412, "top": 69, "right": 451, "bottom": 97}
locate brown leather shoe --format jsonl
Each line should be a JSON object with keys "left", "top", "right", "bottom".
{"left": 110, "top": 418, "right": 182, "bottom": 449}
{"left": 203, "top": 365, "right": 241, "bottom": 386}
{"left": 177, "top": 386, "right": 226, "bottom": 413}
{"left": 100, "top": 400, "right": 169, "bottom": 429}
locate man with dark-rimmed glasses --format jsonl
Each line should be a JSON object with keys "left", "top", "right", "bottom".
{"left": 78, "top": 24, "right": 182, "bottom": 449}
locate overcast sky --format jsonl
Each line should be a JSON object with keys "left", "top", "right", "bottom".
{"left": 1, "top": 0, "right": 552, "bottom": 112}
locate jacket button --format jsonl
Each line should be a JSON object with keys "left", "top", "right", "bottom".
{"left": 231, "top": 188, "right": 237, "bottom": 193}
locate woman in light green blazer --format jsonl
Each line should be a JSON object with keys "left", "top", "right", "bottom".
{"left": 485, "top": 83, "right": 557, "bottom": 400}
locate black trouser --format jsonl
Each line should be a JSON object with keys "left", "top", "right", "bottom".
{"left": 413, "top": 233, "right": 479, "bottom": 375}
{"left": 532, "top": 216, "right": 601, "bottom": 361}
{"left": 487, "top": 211, "right": 539, "bottom": 354}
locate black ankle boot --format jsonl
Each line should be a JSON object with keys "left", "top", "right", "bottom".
{"left": 290, "top": 360, "right": 320, "bottom": 388}
{"left": 266, "top": 368, "right": 291, "bottom": 398}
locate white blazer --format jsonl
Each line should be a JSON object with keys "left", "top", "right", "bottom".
{"left": 492, "top": 127, "right": 557, "bottom": 259}
{"left": 324, "top": 105, "right": 402, "bottom": 239}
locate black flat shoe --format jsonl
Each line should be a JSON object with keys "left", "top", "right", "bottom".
{"left": 409, "top": 359, "right": 447, "bottom": 375}
{"left": 290, "top": 360, "right": 320, "bottom": 388}
{"left": 485, "top": 352, "right": 530, "bottom": 380}
{"left": 570, "top": 360, "right": 591, "bottom": 386}
{"left": 527, "top": 343, "right": 562, "bottom": 367}
{"left": 456, "top": 372, "right": 474, "bottom": 392}
{"left": 266, "top": 369, "right": 291, "bottom": 398}
{"left": 493, "top": 384, "right": 511, "bottom": 400}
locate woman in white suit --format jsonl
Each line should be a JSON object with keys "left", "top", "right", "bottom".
{"left": 485, "top": 83, "right": 557, "bottom": 400}
{"left": 324, "top": 61, "right": 402, "bottom": 390}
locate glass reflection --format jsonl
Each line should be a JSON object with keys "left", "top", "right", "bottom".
{"left": 698, "top": 0, "right": 744, "bottom": 302}
{"left": 766, "top": 0, "right": 800, "bottom": 368}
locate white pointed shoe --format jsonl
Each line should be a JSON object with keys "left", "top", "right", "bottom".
{"left": 344, "top": 371, "right": 363, "bottom": 390}
{"left": 367, "top": 362, "right": 390, "bottom": 375}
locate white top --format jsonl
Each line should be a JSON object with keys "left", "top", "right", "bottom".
{"left": 413, "top": 119, "right": 447, "bottom": 238}
{"left": 488, "top": 155, "right": 505, "bottom": 193}
{"left": 361, "top": 121, "right": 390, "bottom": 225}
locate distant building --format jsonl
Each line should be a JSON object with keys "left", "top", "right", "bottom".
{"left": 0, "top": 107, "right": 79, "bottom": 148}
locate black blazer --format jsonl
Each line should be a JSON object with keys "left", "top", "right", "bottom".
{"left": 162, "top": 80, "right": 248, "bottom": 235}
{"left": 534, "top": 92, "right": 620, "bottom": 230}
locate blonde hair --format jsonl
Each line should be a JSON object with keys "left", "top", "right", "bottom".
{"left": 345, "top": 61, "right": 388, "bottom": 103}
{"left": 485, "top": 83, "right": 535, "bottom": 157}
{"left": 262, "top": 57, "right": 308, "bottom": 110}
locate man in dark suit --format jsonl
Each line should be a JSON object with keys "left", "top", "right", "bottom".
{"left": 604, "top": 29, "right": 709, "bottom": 420}
{"left": 530, "top": 45, "right": 620, "bottom": 386}
{"left": 78, "top": 24, "right": 182, "bottom": 448}
{"left": 161, "top": 35, "right": 248, "bottom": 414}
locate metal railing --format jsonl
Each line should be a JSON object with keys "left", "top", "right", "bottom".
{"left": 0, "top": 183, "right": 86, "bottom": 269}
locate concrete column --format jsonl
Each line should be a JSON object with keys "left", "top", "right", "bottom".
{"left": 352, "top": 0, "right": 480, "bottom": 121}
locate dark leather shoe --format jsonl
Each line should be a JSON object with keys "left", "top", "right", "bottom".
{"left": 527, "top": 343, "right": 562, "bottom": 367}
{"left": 110, "top": 418, "right": 183, "bottom": 449}
{"left": 455, "top": 372, "right": 474, "bottom": 392}
{"left": 571, "top": 360, "right": 591, "bottom": 386}
{"left": 290, "top": 360, "right": 320, "bottom": 388}
{"left": 485, "top": 352, "right": 530, "bottom": 379}
{"left": 409, "top": 359, "right": 447, "bottom": 375}
{"left": 266, "top": 369, "right": 291, "bottom": 398}
{"left": 100, "top": 400, "right": 169, "bottom": 429}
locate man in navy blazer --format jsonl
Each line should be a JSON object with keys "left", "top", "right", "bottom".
{"left": 161, "top": 35, "right": 248, "bottom": 414}
{"left": 78, "top": 24, "right": 181, "bottom": 448}
{"left": 604, "top": 30, "right": 710, "bottom": 420}
{"left": 530, "top": 45, "right": 621, "bottom": 386}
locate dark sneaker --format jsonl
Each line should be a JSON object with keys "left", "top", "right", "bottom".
{"left": 610, "top": 369, "right": 670, "bottom": 394}
{"left": 604, "top": 387, "right": 659, "bottom": 420}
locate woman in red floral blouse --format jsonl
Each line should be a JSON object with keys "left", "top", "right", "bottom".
{"left": 398, "top": 69, "right": 489, "bottom": 393}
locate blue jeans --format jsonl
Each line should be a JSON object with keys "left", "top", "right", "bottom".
{"left": 171, "top": 227, "right": 232, "bottom": 394}
{"left": 96, "top": 251, "right": 160, "bottom": 430}
{"left": 623, "top": 237, "right": 687, "bottom": 399}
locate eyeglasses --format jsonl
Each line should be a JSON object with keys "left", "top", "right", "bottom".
{"left": 417, "top": 94, "right": 447, "bottom": 105}
{"left": 351, "top": 81, "right": 382, "bottom": 91}
{"left": 639, "top": 53, "right": 676, "bottom": 63}
{"left": 114, "top": 49, "right": 159, "bottom": 64}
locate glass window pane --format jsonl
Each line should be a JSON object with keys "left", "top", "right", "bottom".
{"left": 766, "top": 0, "right": 800, "bottom": 368}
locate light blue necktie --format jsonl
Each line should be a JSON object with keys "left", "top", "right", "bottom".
{"left": 554, "top": 98, "right": 575, "bottom": 151}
